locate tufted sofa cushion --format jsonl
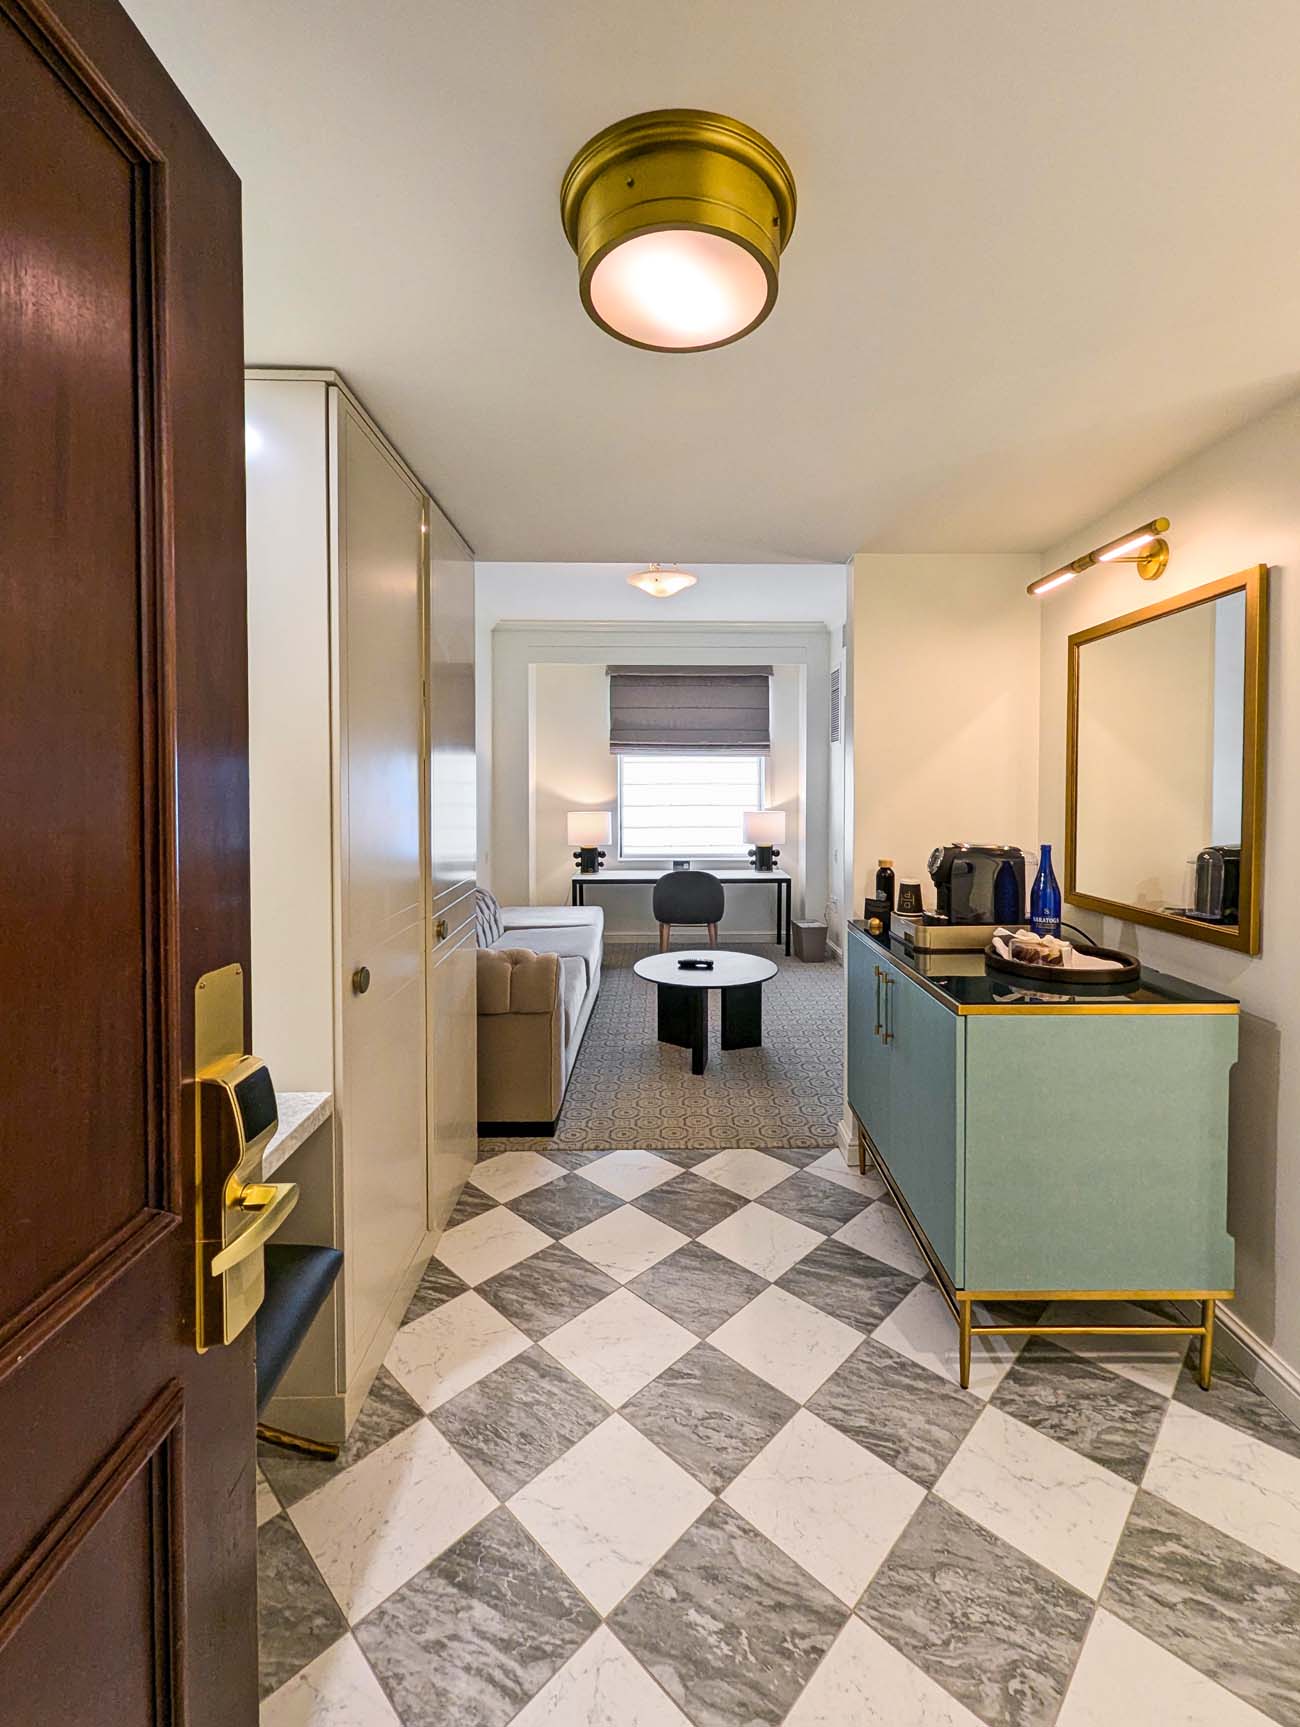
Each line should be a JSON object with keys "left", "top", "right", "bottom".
{"left": 476, "top": 946, "right": 558, "bottom": 1015}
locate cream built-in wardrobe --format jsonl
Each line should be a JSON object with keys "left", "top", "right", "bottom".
{"left": 245, "top": 369, "right": 476, "bottom": 1443}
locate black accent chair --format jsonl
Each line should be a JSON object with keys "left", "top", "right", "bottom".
{"left": 652, "top": 869, "right": 725, "bottom": 953}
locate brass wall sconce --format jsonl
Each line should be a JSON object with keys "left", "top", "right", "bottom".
{"left": 1028, "top": 518, "right": 1171, "bottom": 597}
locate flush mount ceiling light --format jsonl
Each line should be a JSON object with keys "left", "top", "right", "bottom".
{"left": 627, "top": 563, "right": 698, "bottom": 598}
{"left": 1028, "top": 518, "right": 1171, "bottom": 597}
{"left": 561, "top": 109, "right": 797, "bottom": 352}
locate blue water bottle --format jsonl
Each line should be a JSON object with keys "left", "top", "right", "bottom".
{"left": 1030, "top": 843, "right": 1062, "bottom": 937}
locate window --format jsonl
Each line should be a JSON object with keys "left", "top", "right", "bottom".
{"left": 617, "top": 753, "right": 766, "bottom": 860}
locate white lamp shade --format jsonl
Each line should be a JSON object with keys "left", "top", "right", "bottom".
{"left": 567, "top": 810, "right": 612, "bottom": 847}
{"left": 743, "top": 809, "right": 786, "bottom": 846}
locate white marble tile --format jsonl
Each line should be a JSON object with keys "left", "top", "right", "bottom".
{"left": 260, "top": 1634, "right": 402, "bottom": 1727}
{"left": 936, "top": 1405, "right": 1135, "bottom": 1597}
{"left": 833, "top": 1201, "right": 927, "bottom": 1277}
{"left": 785, "top": 1617, "right": 984, "bottom": 1727}
{"left": 1144, "top": 1398, "right": 1300, "bottom": 1573}
{"left": 577, "top": 1149, "right": 681, "bottom": 1200}
{"left": 512, "top": 1626, "right": 692, "bottom": 1727}
{"left": 289, "top": 1420, "right": 496, "bottom": 1623}
{"left": 694, "top": 1147, "right": 794, "bottom": 1199}
{"left": 385, "top": 1289, "right": 530, "bottom": 1411}
{"left": 469, "top": 1149, "right": 566, "bottom": 1202}
{"left": 509, "top": 1415, "right": 711, "bottom": 1614}
{"left": 562, "top": 1205, "right": 688, "bottom": 1283}
{"left": 1038, "top": 1301, "right": 1190, "bottom": 1397}
{"left": 1056, "top": 1608, "right": 1272, "bottom": 1727}
{"left": 540, "top": 1289, "right": 696, "bottom": 1407}
{"left": 805, "top": 1150, "right": 888, "bottom": 1200}
{"left": 709, "top": 1285, "right": 860, "bottom": 1403}
{"left": 724, "top": 1410, "right": 924, "bottom": 1605}
{"left": 264, "top": 1091, "right": 334, "bottom": 1180}
{"left": 872, "top": 1281, "right": 1021, "bottom": 1399}
{"left": 256, "top": 1466, "right": 280, "bottom": 1527}
{"left": 433, "top": 1205, "right": 551, "bottom": 1286}
{"left": 697, "top": 1202, "right": 823, "bottom": 1281}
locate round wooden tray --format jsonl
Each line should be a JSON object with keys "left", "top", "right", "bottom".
{"left": 984, "top": 939, "right": 1141, "bottom": 988}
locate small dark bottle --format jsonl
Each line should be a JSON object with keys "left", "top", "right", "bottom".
{"left": 875, "top": 858, "right": 896, "bottom": 917}
{"left": 993, "top": 857, "right": 1022, "bottom": 925}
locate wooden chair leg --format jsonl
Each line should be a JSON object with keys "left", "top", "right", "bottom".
{"left": 707, "top": 923, "right": 718, "bottom": 947}
{"left": 659, "top": 923, "right": 670, "bottom": 953}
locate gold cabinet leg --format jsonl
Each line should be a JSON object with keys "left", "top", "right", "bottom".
{"left": 958, "top": 1299, "right": 972, "bottom": 1390}
{"left": 1199, "top": 1297, "right": 1216, "bottom": 1390}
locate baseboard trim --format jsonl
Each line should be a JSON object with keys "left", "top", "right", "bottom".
{"left": 1214, "top": 1308, "right": 1300, "bottom": 1428}
{"left": 835, "top": 1113, "right": 855, "bottom": 1165}
{"left": 478, "top": 1118, "right": 558, "bottom": 1137}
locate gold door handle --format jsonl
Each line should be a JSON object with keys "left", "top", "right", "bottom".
{"left": 210, "top": 1182, "right": 299, "bottom": 1276}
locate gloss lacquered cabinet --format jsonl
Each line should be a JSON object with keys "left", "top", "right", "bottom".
{"left": 246, "top": 370, "right": 476, "bottom": 1442}
{"left": 846, "top": 923, "right": 1237, "bottom": 1387}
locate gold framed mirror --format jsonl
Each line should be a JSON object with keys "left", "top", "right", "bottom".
{"left": 1066, "top": 566, "right": 1268, "bottom": 954}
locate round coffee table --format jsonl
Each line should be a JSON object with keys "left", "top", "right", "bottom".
{"left": 633, "top": 949, "right": 779, "bottom": 1076}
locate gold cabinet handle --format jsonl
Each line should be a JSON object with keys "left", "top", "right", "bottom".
{"left": 873, "top": 965, "right": 883, "bottom": 1038}
{"left": 210, "top": 1182, "right": 299, "bottom": 1276}
{"left": 882, "top": 975, "right": 895, "bottom": 1044}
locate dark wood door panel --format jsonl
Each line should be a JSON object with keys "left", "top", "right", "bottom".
{"left": 0, "top": 2, "right": 174, "bottom": 1358}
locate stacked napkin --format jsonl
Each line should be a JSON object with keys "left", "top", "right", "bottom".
{"left": 990, "top": 927, "right": 1123, "bottom": 971}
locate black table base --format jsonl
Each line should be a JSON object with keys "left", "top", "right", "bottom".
{"left": 655, "top": 979, "right": 764, "bottom": 1075}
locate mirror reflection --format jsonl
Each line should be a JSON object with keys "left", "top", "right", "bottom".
{"left": 1068, "top": 570, "right": 1265, "bottom": 952}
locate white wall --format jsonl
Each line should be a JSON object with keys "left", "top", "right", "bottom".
{"left": 1037, "top": 391, "right": 1300, "bottom": 1389}
{"left": 476, "top": 563, "right": 848, "bottom": 894}
{"left": 850, "top": 554, "right": 1042, "bottom": 912}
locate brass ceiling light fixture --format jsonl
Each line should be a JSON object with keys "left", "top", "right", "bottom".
{"left": 561, "top": 109, "right": 797, "bottom": 352}
{"left": 1028, "top": 518, "right": 1171, "bottom": 597}
{"left": 627, "top": 564, "right": 698, "bottom": 598}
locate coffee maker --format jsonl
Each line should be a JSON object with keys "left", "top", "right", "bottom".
{"left": 926, "top": 843, "right": 1026, "bottom": 924}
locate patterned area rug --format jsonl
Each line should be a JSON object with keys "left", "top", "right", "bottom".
{"left": 479, "top": 944, "right": 844, "bottom": 1154}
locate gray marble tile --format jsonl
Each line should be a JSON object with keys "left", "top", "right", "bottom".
{"left": 403, "top": 1258, "right": 470, "bottom": 1325}
{"left": 632, "top": 1170, "right": 750, "bottom": 1238}
{"left": 858, "top": 1494, "right": 1093, "bottom": 1727}
{"left": 763, "top": 1146, "right": 834, "bottom": 1168}
{"left": 608, "top": 1499, "right": 847, "bottom": 1727}
{"left": 1102, "top": 1488, "right": 1300, "bottom": 1726}
{"left": 258, "top": 1369, "right": 424, "bottom": 1510}
{"left": 476, "top": 1241, "right": 620, "bottom": 1341}
{"left": 991, "top": 1336, "right": 1170, "bottom": 1484}
{"left": 628, "top": 1240, "right": 770, "bottom": 1338}
{"left": 355, "top": 1507, "right": 599, "bottom": 1727}
{"left": 257, "top": 1512, "right": 348, "bottom": 1699}
{"left": 776, "top": 1239, "right": 919, "bottom": 1334}
{"left": 1174, "top": 1351, "right": 1300, "bottom": 1462}
{"left": 807, "top": 1336, "right": 981, "bottom": 1487}
{"left": 447, "top": 1184, "right": 500, "bottom": 1229}
{"left": 620, "top": 1342, "right": 799, "bottom": 1491}
{"left": 430, "top": 1346, "right": 610, "bottom": 1497}
{"left": 758, "top": 1169, "right": 872, "bottom": 1234}
{"left": 541, "top": 1148, "right": 609, "bottom": 1170}
{"left": 505, "top": 1171, "right": 626, "bottom": 1238}
{"left": 652, "top": 1147, "right": 727, "bottom": 1169}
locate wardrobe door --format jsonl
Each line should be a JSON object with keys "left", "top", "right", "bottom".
{"left": 334, "top": 393, "right": 428, "bottom": 1364}
{"left": 426, "top": 502, "right": 477, "bottom": 1227}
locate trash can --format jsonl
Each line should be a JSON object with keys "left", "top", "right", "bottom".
{"left": 792, "top": 919, "right": 828, "bottom": 962}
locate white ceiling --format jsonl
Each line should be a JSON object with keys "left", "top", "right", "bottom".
{"left": 125, "top": 0, "right": 1300, "bottom": 562}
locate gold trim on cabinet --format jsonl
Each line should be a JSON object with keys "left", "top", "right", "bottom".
{"left": 1065, "top": 565, "right": 1268, "bottom": 955}
{"left": 852, "top": 1112, "right": 1227, "bottom": 1389}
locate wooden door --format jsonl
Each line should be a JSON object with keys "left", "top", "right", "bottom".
{"left": 0, "top": 1, "right": 256, "bottom": 1724}
{"left": 334, "top": 393, "right": 428, "bottom": 1370}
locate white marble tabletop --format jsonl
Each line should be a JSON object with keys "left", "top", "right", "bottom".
{"left": 264, "top": 1090, "right": 333, "bottom": 1178}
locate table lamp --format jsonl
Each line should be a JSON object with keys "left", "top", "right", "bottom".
{"left": 568, "top": 810, "right": 612, "bottom": 873}
{"left": 743, "top": 809, "right": 786, "bottom": 872}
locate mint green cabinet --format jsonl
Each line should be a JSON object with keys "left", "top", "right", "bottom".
{"left": 845, "top": 925, "right": 1236, "bottom": 1301}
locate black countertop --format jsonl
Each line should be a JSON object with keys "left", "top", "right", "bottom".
{"left": 847, "top": 922, "right": 1239, "bottom": 1014}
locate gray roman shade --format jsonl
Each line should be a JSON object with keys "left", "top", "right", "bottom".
{"left": 606, "top": 665, "right": 772, "bottom": 754}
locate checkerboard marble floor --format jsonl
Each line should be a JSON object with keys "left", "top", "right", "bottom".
{"left": 257, "top": 1146, "right": 1300, "bottom": 1727}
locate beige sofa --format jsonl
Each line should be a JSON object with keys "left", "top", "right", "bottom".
{"left": 475, "top": 898, "right": 603, "bottom": 1134}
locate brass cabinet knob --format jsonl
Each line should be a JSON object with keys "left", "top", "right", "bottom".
{"left": 352, "top": 965, "right": 371, "bottom": 996}
{"left": 435, "top": 917, "right": 449, "bottom": 942}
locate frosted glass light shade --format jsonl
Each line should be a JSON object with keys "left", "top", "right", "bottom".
{"left": 589, "top": 230, "right": 770, "bottom": 351}
{"left": 743, "top": 809, "right": 786, "bottom": 846}
{"left": 567, "top": 811, "right": 613, "bottom": 847}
